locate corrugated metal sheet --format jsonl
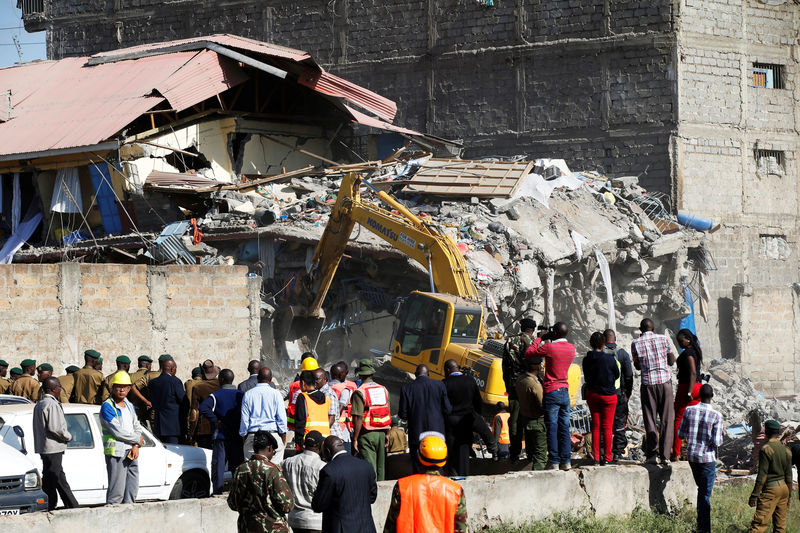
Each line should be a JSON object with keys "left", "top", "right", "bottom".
{"left": 344, "top": 105, "right": 420, "bottom": 136}
{"left": 156, "top": 49, "right": 249, "bottom": 112}
{"left": 0, "top": 50, "right": 247, "bottom": 158}
{"left": 300, "top": 71, "right": 397, "bottom": 123}
{"left": 89, "top": 34, "right": 313, "bottom": 65}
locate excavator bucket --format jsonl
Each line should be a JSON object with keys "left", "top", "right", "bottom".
{"left": 272, "top": 305, "right": 326, "bottom": 349}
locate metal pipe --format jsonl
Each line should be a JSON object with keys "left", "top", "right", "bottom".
{"left": 205, "top": 43, "right": 288, "bottom": 80}
{"left": 427, "top": 253, "right": 436, "bottom": 293}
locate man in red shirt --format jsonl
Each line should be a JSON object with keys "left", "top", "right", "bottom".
{"left": 526, "top": 322, "right": 575, "bottom": 470}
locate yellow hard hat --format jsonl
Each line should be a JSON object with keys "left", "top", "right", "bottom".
{"left": 110, "top": 370, "right": 132, "bottom": 386}
{"left": 418, "top": 434, "right": 447, "bottom": 467}
{"left": 301, "top": 358, "right": 319, "bottom": 371}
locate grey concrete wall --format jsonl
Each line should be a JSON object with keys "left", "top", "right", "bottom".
{"left": 0, "top": 264, "right": 261, "bottom": 381}
{"left": 675, "top": 0, "right": 800, "bottom": 393}
{"left": 5, "top": 463, "right": 695, "bottom": 532}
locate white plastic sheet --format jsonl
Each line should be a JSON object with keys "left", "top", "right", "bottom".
{"left": 0, "top": 203, "right": 42, "bottom": 264}
{"left": 51, "top": 167, "right": 83, "bottom": 213}
{"left": 571, "top": 230, "right": 590, "bottom": 261}
{"left": 594, "top": 247, "right": 616, "bottom": 331}
{"left": 512, "top": 172, "right": 584, "bottom": 208}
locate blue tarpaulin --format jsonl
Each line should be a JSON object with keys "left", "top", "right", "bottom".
{"left": 89, "top": 163, "right": 122, "bottom": 235}
{"left": 679, "top": 283, "right": 697, "bottom": 335}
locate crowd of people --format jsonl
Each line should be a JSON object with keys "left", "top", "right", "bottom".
{"left": 1, "top": 315, "right": 797, "bottom": 533}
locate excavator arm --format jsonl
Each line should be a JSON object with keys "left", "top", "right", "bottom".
{"left": 305, "top": 172, "right": 479, "bottom": 317}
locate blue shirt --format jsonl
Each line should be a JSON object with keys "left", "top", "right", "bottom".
{"left": 239, "top": 383, "right": 287, "bottom": 436}
{"left": 199, "top": 385, "right": 242, "bottom": 441}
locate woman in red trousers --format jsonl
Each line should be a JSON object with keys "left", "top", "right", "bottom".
{"left": 582, "top": 332, "right": 620, "bottom": 465}
{"left": 673, "top": 328, "right": 703, "bottom": 460}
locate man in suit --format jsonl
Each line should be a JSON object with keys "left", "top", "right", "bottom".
{"left": 237, "top": 360, "right": 261, "bottom": 393}
{"left": 399, "top": 364, "right": 452, "bottom": 471}
{"left": 148, "top": 359, "right": 188, "bottom": 444}
{"left": 312, "top": 436, "right": 377, "bottom": 533}
{"left": 443, "top": 359, "right": 482, "bottom": 476}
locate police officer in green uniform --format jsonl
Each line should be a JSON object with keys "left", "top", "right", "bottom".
{"left": 748, "top": 419, "right": 793, "bottom": 533}
{"left": 129, "top": 356, "right": 153, "bottom": 424}
{"left": 227, "top": 431, "right": 293, "bottom": 533}
{"left": 503, "top": 318, "right": 537, "bottom": 461}
{"left": 9, "top": 359, "right": 39, "bottom": 401}
{"left": 72, "top": 350, "right": 105, "bottom": 404}
{"left": 0, "top": 359, "right": 10, "bottom": 394}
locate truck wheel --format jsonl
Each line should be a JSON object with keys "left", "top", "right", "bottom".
{"left": 482, "top": 339, "right": 505, "bottom": 357}
{"left": 169, "top": 470, "right": 210, "bottom": 500}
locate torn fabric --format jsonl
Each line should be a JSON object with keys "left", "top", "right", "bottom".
{"left": 51, "top": 167, "right": 83, "bottom": 213}
{"left": 0, "top": 201, "right": 42, "bottom": 264}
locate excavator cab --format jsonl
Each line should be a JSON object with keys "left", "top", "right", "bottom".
{"left": 391, "top": 292, "right": 482, "bottom": 374}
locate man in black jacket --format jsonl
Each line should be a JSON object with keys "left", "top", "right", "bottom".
{"left": 312, "top": 436, "right": 377, "bottom": 533}
{"left": 443, "top": 359, "right": 482, "bottom": 476}
{"left": 604, "top": 329, "right": 634, "bottom": 461}
{"left": 399, "top": 364, "right": 452, "bottom": 471}
{"left": 148, "top": 359, "right": 188, "bottom": 444}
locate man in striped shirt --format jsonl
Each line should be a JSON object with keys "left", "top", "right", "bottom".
{"left": 631, "top": 318, "right": 676, "bottom": 465}
{"left": 678, "top": 384, "right": 723, "bottom": 533}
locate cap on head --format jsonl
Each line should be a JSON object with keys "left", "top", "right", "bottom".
{"left": 138, "top": 355, "right": 153, "bottom": 363}
{"left": 0, "top": 360, "right": 8, "bottom": 367}
{"left": 96, "top": 357, "right": 103, "bottom": 365}
{"left": 765, "top": 419, "right": 781, "bottom": 432}
{"left": 10, "top": 367, "right": 22, "bottom": 376}
{"left": 116, "top": 355, "right": 131, "bottom": 365}
{"left": 65, "top": 365, "right": 80, "bottom": 373}
{"left": 110, "top": 371, "right": 132, "bottom": 386}
{"left": 418, "top": 433, "right": 447, "bottom": 468}
{"left": 158, "top": 354, "right": 173, "bottom": 363}
{"left": 304, "top": 430, "right": 325, "bottom": 448}
{"left": 356, "top": 358, "right": 376, "bottom": 376}
{"left": 84, "top": 349, "right": 100, "bottom": 360}
{"left": 301, "top": 358, "right": 319, "bottom": 372}
{"left": 191, "top": 367, "right": 202, "bottom": 378}
{"left": 20, "top": 359, "right": 36, "bottom": 368}
{"left": 37, "top": 363, "right": 53, "bottom": 372}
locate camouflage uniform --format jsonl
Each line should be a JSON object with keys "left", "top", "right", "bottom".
{"left": 227, "top": 454, "right": 293, "bottom": 533}
{"left": 503, "top": 333, "right": 535, "bottom": 459}
{"left": 383, "top": 470, "right": 468, "bottom": 533}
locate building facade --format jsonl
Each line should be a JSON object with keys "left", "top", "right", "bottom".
{"left": 20, "top": 0, "right": 800, "bottom": 393}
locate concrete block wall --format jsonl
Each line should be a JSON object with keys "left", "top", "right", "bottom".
{"left": 36, "top": 0, "right": 678, "bottom": 194}
{"left": 5, "top": 463, "right": 695, "bottom": 533}
{"left": 0, "top": 264, "right": 261, "bottom": 380}
{"left": 733, "top": 284, "right": 799, "bottom": 395}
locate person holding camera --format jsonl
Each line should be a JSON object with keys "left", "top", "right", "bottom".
{"left": 525, "top": 322, "right": 576, "bottom": 471}
{"left": 673, "top": 328, "right": 704, "bottom": 461}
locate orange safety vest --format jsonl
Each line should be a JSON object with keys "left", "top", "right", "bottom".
{"left": 300, "top": 392, "right": 332, "bottom": 437}
{"left": 357, "top": 381, "right": 391, "bottom": 430}
{"left": 286, "top": 380, "right": 301, "bottom": 430}
{"left": 396, "top": 474, "right": 462, "bottom": 533}
{"left": 493, "top": 412, "right": 510, "bottom": 445}
{"left": 331, "top": 380, "right": 357, "bottom": 432}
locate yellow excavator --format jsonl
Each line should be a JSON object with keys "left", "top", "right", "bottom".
{"left": 287, "top": 172, "right": 579, "bottom": 406}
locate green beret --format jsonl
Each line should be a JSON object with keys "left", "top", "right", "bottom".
{"left": 65, "top": 365, "right": 80, "bottom": 373}
{"left": 765, "top": 419, "right": 781, "bottom": 431}
{"left": 37, "top": 363, "right": 53, "bottom": 372}
{"left": 0, "top": 360, "right": 8, "bottom": 367}
{"left": 96, "top": 357, "right": 103, "bottom": 364}
{"left": 137, "top": 355, "right": 153, "bottom": 363}
{"left": 116, "top": 355, "right": 131, "bottom": 364}
{"left": 158, "top": 354, "right": 173, "bottom": 362}
{"left": 10, "top": 367, "right": 22, "bottom": 376}
{"left": 85, "top": 349, "right": 100, "bottom": 359}
{"left": 191, "top": 367, "right": 202, "bottom": 377}
{"left": 20, "top": 359, "right": 36, "bottom": 368}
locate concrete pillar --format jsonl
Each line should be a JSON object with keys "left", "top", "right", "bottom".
{"left": 58, "top": 262, "right": 82, "bottom": 362}
{"left": 247, "top": 274, "right": 263, "bottom": 361}
{"left": 147, "top": 266, "right": 168, "bottom": 354}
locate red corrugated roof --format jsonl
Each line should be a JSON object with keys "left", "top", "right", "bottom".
{"left": 0, "top": 34, "right": 418, "bottom": 159}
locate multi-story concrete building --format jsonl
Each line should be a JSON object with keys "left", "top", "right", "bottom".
{"left": 19, "top": 0, "right": 800, "bottom": 393}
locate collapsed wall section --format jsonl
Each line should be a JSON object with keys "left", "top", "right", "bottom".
{"left": 0, "top": 264, "right": 261, "bottom": 379}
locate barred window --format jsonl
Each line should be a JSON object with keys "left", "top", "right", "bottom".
{"left": 752, "top": 63, "right": 784, "bottom": 89}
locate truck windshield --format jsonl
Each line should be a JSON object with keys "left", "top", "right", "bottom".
{"left": 450, "top": 311, "right": 481, "bottom": 342}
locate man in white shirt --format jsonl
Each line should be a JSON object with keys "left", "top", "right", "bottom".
{"left": 282, "top": 431, "right": 326, "bottom": 533}
{"left": 239, "top": 367, "right": 287, "bottom": 462}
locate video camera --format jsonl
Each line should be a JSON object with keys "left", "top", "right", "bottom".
{"left": 537, "top": 324, "right": 556, "bottom": 340}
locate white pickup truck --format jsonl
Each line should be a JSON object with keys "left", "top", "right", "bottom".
{"left": 0, "top": 403, "right": 212, "bottom": 506}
